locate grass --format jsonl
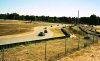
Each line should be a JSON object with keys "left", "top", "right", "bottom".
{"left": 58, "top": 41, "right": 100, "bottom": 61}
{"left": 72, "top": 26, "right": 80, "bottom": 31}
{"left": 0, "top": 23, "right": 33, "bottom": 36}
{"left": 0, "top": 20, "right": 55, "bottom": 36}
{"left": 0, "top": 39, "right": 65, "bottom": 61}
{"left": 50, "top": 27, "right": 65, "bottom": 37}
{"left": 0, "top": 36, "right": 88, "bottom": 61}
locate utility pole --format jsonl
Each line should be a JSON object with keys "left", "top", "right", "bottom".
{"left": 76, "top": 10, "right": 79, "bottom": 25}
{"left": 77, "top": 10, "right": 80, "bottom": 50}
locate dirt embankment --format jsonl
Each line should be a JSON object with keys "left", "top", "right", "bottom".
{"left": 58, "top": 43, "right": 100, "bottom": 61}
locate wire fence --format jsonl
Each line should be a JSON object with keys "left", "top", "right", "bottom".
{"left": 0, "top": 29, "right": 99, "bottom": 61}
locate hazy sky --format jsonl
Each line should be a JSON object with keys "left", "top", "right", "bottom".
{"left": 0, "top": 0, "right": 100, "bottom": 17}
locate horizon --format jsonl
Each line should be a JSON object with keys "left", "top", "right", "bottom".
{"left": 0, "top": 12, "right": 97, "bottom": 18}
{"left": 0, "top": 0, "right": 100, "bottom": 17}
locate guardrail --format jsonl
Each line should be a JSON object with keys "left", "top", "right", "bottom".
{"left": 0, "top": 28, "right": 70, "bottom": 49}
{"left": 79, "top": 26, "right": 100, "bottom": 37}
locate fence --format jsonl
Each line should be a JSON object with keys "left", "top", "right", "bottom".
{"left": 48, "top": 26, "right": 99, "bottom": 61}
{"left": 0, "top": 33, "right": 68, "bottom": 61}
{"left": 49, "top": 36, "right": 99, "bottom": 61}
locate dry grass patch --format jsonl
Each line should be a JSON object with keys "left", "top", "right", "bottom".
{"left": 50, "top": 27, "right": 65, "bottom": 37}
{"left": 0, "top": 37, "right": 88, "bottom": 61}
{"left": 0, "top": 39, "right": 65, "bottom": 61}
{"left": 0, "top": 20, "right": 55, "bottom": 36}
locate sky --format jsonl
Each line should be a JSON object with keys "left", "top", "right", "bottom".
{"left": 0, "top": 0, "right": 100, "bottom": 17}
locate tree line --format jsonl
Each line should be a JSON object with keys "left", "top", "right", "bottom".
{"left": 0, "top": 13, "right": 100, "bottom": 25}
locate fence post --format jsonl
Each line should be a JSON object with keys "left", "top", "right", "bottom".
{"left": 95, "top": 30, "right": 98, "bottom": 43}
{"left": 97, "top": 35, "right": 98, "bottom": 43}
{"left": 45, "top": 40, "right": 47, "bottom": 61}
{"left": 77, "top": 36, "right": 80, "bottom": 50}
{"left": 2, "top": 46, "right": 5, "bottom": 61}
{"left": 93, "top": 34, "right": 94, "bottom": 43}
{"left": 65, "top": 38, "right": 67, "bottom": 55}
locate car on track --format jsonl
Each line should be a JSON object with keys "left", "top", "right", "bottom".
{"left": 44, "top": 29, "right": 48, "bottom": 33}
{"left": 38, "top": 32, "right": 45, "bottom": 36}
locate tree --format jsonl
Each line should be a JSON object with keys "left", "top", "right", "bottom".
{"left": 0, "top": 13, "right": 100, "bottom": 24}
{"left": 90, "top": 14, "right": 97, "bottom": 25}
{"left": 80, "top": 17, "right": 89, "bottom": 24}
